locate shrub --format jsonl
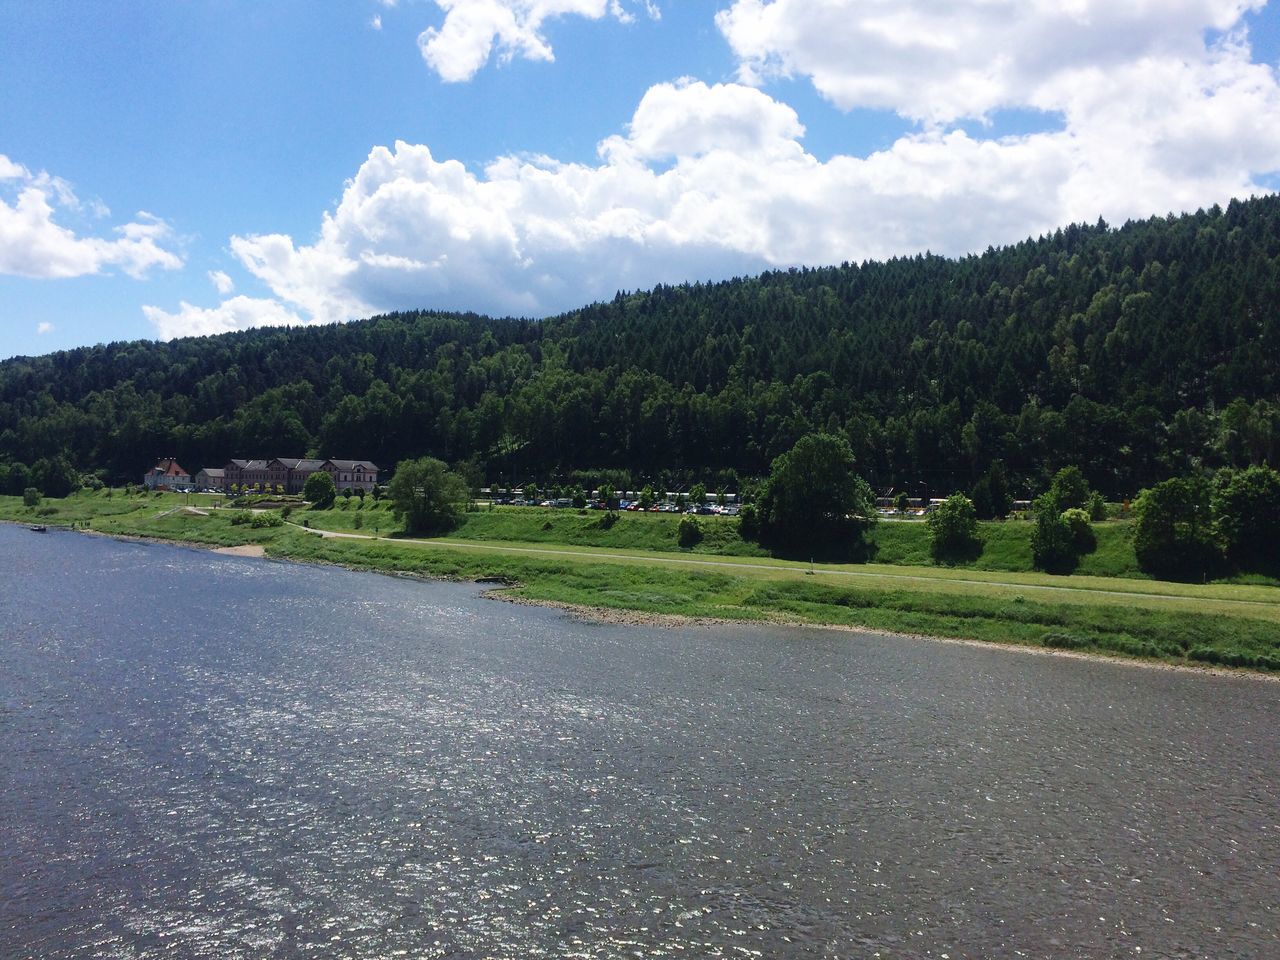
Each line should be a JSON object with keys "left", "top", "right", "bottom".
{"left": 926, "top": 493, "right": 981, "bottom": 562}
{"left": 597, "top": 511, "right": 619, "bottom": 530}
{"left": 677, "top": 515, "right": 703, "bottom": 548}
{"left": 35, "top": 505, "right": 57, "bottom": 517}
{"left": 250, "top": 512, "right": 283, "bottom": 528}
{"left": 1086, "top": 491, "right": 1107, "bottom": 521}
{"left": 353, "top": 513, "right": 363, "bottom": 529}
{"left": 1043, "top": 632, "right": 1090, "bottom": 650}
{"left": 1060, "top": 508, "right": 1097, "bottom": 554}
{"left": 22, "top": 487, "right": 40, "bottom": 507}
{"left": 1031, "top": 500, "right": 1078, "bottom": 574}
{"left": 281, "top": 505, "right": 293, "bottom": 519}
{"left": 228, "top": 511, "right": 254, "bottom": 526}
{"left": 738, "top": 502, "right": 760, "bottom": 540}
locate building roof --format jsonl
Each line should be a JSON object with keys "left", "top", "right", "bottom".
{"left": 198, "top": 467, "right": 225, "bottom": 478}
{"left": 150, "top": 458, "right": 189, "bottom": 477}
{"left": 325, "top": 459, "right": 379, "bottom": 471}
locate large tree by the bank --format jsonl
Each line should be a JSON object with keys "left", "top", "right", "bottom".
{"left": 388, "top": 457, "right": 470, "bottom": 535}
{"left": 754, "top": 433, "right": 875, "bottom": 551}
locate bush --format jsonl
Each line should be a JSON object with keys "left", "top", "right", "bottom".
{"left": 1043, "top": 632, "right": 1090, "bottom": 650}
{"left": 228, "top": 511, "right": 254, "bottom": 526}
{"left": 597, "top": 511, "right": 619, "bottom": 530}
{"left": 250, "top": 512, "right": 283, "bottom": 528}
{"left": 22, "top": 487, "right": 40, "bottom": 507}
{"left": 1031, "top": 500, "right": 1078, "bottom": 574}
{"left": 926, "top": 494, "right": 981, "bottom": 562}
{"left": 738, "top": 502, "right": 760, "bottom": 539}
{"left": 353, "top": 513, "right": 363, "bottom": 529}
{"left": 1086, "top": 491, "right": 1107, "bottom": 521}
{"left": 1060, "top": 508, "right": 1097, "bottom": 554}
{"left": 281, "top": 505, "right": 293, "bottom": 519}
{"left": 677, "top": 515, "right": 703, "bottom": 548}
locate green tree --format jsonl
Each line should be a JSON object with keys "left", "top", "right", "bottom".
{"left": 1031, "top": 500, "right": 1077, "bottom": 574}
{"left": 755, "top": 433, "right": 875, "bottom": 550}
{"left": 1132, "top": 475, "right": 1220, "bottom": 579}
{"left": 926, "top": 494, "right": 981, "bottom": 562}
{"left": 970, "top": 461, "right": 1013, "bottom": 520}
{"left": 690, "top": 482, "right": 707, "bottom": 505}
{"left": 1214, "top": 465, "right": 1280, "bottom": 570}
{"left": 895, "top": 491, "right": 910, "bottom": 514}
{"left": 388, "top": 457, "right": 470, "bottom": 535}
{"left": 23, "top": 486, "right": 41, "bottom": 507}
{"left": 303, "top": 470, "right": 337, "bottom": 509}
{"left": 1045, "top": 466, "right": 1091, "bottom": 510}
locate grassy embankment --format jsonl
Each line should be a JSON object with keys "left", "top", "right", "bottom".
{"left": 4, "top": 490, "right": 1279, "bottom": 672}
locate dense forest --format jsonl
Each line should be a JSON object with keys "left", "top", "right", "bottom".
{"left": 2, "top": 195, "right": 1278, "bottom": 498}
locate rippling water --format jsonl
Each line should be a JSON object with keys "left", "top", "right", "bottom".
{"left": 1, "top": 524, "right": 1278, "bottom": 958}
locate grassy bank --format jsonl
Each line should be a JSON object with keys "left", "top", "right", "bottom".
{"left": 5, "top": 490, "right": 1278, "bottom": 672}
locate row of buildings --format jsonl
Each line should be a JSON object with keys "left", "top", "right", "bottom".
{"left": 144, "top": 457, "right": 380, "bottom": 494}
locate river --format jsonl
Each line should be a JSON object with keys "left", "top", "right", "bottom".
{"left": 1, "top": 524, "right": 1277, "bottom": 958}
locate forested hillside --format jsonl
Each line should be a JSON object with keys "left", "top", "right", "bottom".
{"left": 3, "top": 195, "right": 1278, "bottom": 497}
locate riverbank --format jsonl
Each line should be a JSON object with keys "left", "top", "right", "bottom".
{"left": 4, "top": 491, "right": 1279, "bottom": 674}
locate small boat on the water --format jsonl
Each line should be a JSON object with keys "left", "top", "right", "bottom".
{"left": 29, "top": 524, "right": 47, "bottom": 533}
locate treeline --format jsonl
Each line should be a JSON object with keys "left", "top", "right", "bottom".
{"left": 2, "top": 195, "right": 1279, "bottom": 493}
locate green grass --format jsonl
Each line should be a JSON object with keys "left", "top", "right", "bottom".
{"left": 6, "top": 491, "right": 1280, "bottom": 673}
{"left": 269, "top": 532, "right": 1280, "bottom": 672}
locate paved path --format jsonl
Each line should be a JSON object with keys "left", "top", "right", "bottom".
{"left": 289, "top": 524, "right": 1280, "bottom": 611}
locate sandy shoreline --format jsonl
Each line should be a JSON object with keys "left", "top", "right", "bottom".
{"left": 10, "top": 519, "right": 1276, "bottom": 682}
{"left": 493, "top": 594, "right": 1280, "bottom": 682}
{"left": 212, "top": 544, "right": 266, "bottom": 557}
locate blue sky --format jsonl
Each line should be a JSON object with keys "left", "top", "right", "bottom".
{"left": 2, "top": 0, "right": 1279, "bottom": 359}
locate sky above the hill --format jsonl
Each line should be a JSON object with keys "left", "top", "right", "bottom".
{"left": 2, "top": 0, "right": 1280, "bottom": 359}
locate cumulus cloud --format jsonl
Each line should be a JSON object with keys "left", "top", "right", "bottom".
{"left": 418, "top": 0, "right": 655, "bottom": 82}
{"left": 0, "top": 154, "right": 183, "bottom": 280}
{"left": 36, "top": 322, "right": 53, "bottom": 335}
{"left": 717, "top": 0, "right": 1268, "bottom": 124}
{"left": 142, "top": 296, "right": 303, "bottom": 341}
{"left": 208, "top": 269, "right": 235, "bottom": 295}
{"left": 203, "top": 55, "right": 1277, "bottom": 329}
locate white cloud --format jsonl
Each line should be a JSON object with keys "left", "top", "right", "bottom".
{"left": 207, "top": 56, "right": 1276, "bottom": 329}
{"left": 208, "top": 269, "right": 235, "bottom": 295}
{"left": 0, "top": 154, "right": 183, "bottom": 279}
{"left": 142, "top": 296, "right": 303, "bottom": 341}
{"left": 36, "top": 322, "right": 53, "bottom": 335}
{"left": 717, "top": 0, "right": 1268, "bottom": 125}
{"left": 371, "top": 13, "right": 382, "bottom": 30}
{"left": 417, "top": 0, "right": 656, "bottom": 82}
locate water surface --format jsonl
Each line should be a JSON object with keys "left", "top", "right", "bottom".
{"left": 1, "top": 525, "right": 1277, "bottom": 958}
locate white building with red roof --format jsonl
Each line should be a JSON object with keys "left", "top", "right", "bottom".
{"left": 143, "top": 458, "right": 193, "bottom": 491}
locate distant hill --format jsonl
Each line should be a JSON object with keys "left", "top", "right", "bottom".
{"left": 2, "top": 195, "right": 1278, "bottom": 497}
